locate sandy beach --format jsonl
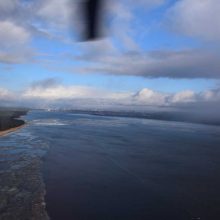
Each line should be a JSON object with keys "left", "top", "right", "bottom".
{"left": 0, "top": 124, "right": 25, "bottom": 137}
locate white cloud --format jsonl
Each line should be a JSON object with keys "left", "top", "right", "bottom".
{"left": 23, "top": 85, "right": 102, "bottom": 100}
{"left": 0, "top": 88, "right": 14, "bottom": 101}
{"left": 0, "top": 20, "right": 32, "bottom": 63}
{"left": 0, "top": 21, "right": 30, "bottom": 48}
{"left": 171, "top": 90, "right": 195, "bottom": 103}
{"left": 0, "top": 88, "right": 10, "bottom": 96}
{"left": 2, "top": 79, "right": 220, "bottom": 110}
{"left": 36, "top": 0, "right": 72, "bottom": 28}
{"left": 22, "top": 78, "right": 131, "bottom": 101}
{"left": 167, "top": 0, "right": 220, "bottom": 42}
{"left": 133, "top": 88, "right": 168, "bottom": 105}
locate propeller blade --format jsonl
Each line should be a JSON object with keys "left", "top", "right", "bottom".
{"left": 80, "top": 0, "right": 103, "bottom": 41}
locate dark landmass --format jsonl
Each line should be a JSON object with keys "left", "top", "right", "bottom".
{"left": 0, "top": 108, "right": 28, "bottom": 132}
{"left": 64, "top": 109, "right": 220, "bottom": 126}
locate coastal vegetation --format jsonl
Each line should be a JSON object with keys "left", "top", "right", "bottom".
{"left": 0, "top": 108, "right": 28, "bottom": 134}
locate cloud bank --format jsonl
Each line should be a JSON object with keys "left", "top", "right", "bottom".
{"left": 73, "top": 48, "right": 220, "bottom": 79}
{"left": 1, "top": 79, "right": 220, "bottom": 111}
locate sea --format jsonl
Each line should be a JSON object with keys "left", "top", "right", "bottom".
{"left": 1, "top": 110, "right": 220, "bottom": 220}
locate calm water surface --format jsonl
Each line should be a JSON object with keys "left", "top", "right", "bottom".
{"left": 1, "top": 110, "right": 220, "bottom": 220}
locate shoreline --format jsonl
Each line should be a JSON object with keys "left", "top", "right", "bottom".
{"left": 0, "top": 109, "right": 28, "bottom": 137}
{"left": 0, "top": 123, "right": 25, "bottom": 137}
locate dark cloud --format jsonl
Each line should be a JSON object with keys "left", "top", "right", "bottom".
{"left": 30, "top": 78, "right": 60, "bottom": 89}
{"left": 72, "top": 49, "right": 220, "bottom": 79}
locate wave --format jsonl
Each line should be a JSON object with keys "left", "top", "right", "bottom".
{"left": 31, "top": 119, "right": 68, "bottom": 126}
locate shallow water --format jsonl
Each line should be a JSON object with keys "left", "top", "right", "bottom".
{"left": 1, "top": 110, "right": 220, "bottom": 219}
{"left": 0, "top": 113, "right": 49, "bottom": 220}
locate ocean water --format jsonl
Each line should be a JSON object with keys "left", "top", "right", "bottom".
{"left": 1, "top": 110, "right": 220, "bottom": 220}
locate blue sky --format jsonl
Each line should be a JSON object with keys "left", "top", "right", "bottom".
{"left": 0, "top": 0, "right": 220, "bottom": 109}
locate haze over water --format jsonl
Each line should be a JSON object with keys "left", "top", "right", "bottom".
{"left": 1, "top": 110, "right": 220, "bottom": 219}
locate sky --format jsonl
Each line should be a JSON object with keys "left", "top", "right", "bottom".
{"left": 0, "top": 0, "right": 220, "bottom": 110}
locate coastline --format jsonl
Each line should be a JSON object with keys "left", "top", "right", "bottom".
{"left": 0, "top": 108, "right": 28, "bottom": 137}
{"left": 0, "top": 123, "right": 25, "bottom": 137}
